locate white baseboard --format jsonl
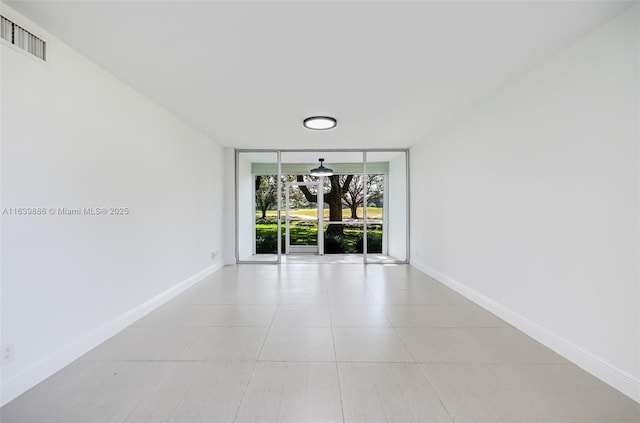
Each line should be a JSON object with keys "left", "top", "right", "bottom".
{"left": 0, "top": 263, "right": 223, "bottom": 407}
{"left": 410, "top": 259, "right": 640, "bottom": 404}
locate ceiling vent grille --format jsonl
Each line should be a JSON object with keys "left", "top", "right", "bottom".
{"left": 1, "top": 15, "right": 46, "bottom": 61}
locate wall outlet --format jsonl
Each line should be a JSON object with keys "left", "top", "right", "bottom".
{"left": 1, "top": 343, "right": 14, "bottom": 364}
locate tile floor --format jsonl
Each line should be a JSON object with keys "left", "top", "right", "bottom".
{"left": 1, "top": 264, "right": 638, "bottom": 422}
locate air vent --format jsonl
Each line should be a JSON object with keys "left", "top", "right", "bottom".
{"left": 1, "top": 15, "right": 46, "bottom": 61}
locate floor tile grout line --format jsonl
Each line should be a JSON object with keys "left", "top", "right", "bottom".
{"left": 9, "top": 264, "right": 637, "bottom": 421}
{"left": 82, "top": 358, "right": 574, "bottom": 365}
{"left": 231, "top": 277, "right": 284, "bottom": 423}
{"left": 327, "top": 294, "right": 347, "bottom": 423}
{"left": 385, "top": 301, "right": 457, "bottom": 423}
{"left": 416, "top": 363, "right": 457, "bottom": 423}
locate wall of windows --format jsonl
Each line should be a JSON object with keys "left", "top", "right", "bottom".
{"left": 236, "top": 150, "right": 408, "bottom": 264}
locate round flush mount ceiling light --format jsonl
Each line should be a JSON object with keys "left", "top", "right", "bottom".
{"left": 303, "top": 116, "right": 337, "bottom": 130}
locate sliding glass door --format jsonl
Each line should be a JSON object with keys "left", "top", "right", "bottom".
{"left": 236, "top": 149, "right": 408, "bottom": 264}
{"left": 236, "top": 151, "right": 280, "bottom": 263}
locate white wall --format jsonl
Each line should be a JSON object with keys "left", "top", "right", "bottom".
{"left": 236, "top": 153, "right": 254, "bottom": 260}
{"left": 386, "top": 152, "right": 408, "bottom": 261}
{"left": 411, "top": 5, "right": 639, "bottom": 401}
{"left": 223, "top": 147, "right": 237, "bottom": 265}
{"left": 0, "top": 5, "right": 224, "bottom": 405}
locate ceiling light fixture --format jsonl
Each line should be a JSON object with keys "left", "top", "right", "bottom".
{"left": 310, "top": 158, "right": 334, "bottom": 177}
{"left": 303, "top": 116, "right": 337, "bottom": 130}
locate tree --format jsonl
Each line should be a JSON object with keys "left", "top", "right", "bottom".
{"left": 296, "top": 174, "right": 353, "bottom": 236}
{"left": 366, "top": 174, "right": 384, "bottom": 208}
{"left": 255, "top": 175, "right": 277, "bottom": 219}
{"left": 340, "top": 174, "right": 385, "bottom": 219}
{"left": 283, "top": 175, "right": 309, "bottom": 209}
{"left": 340, "top": 175, "right": 363, "bottom": 219}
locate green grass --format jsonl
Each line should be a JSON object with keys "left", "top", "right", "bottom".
{"left": 255, "top": 217, "right": 382, "bottom": 253}
{"left": 256, "top": 221, "right": 318, "bottom": 245}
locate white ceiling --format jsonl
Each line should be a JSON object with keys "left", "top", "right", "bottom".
{"left": 6, "top": 1, "right": 634, "bottom": 149}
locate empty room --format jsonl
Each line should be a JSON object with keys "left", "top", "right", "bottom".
{"left": 1, "top": 1, "right": 639, "bottom": 422}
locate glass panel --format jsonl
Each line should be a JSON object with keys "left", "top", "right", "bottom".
{"left": 237, "top": 151, "right": 279, "bottom": 262}
{"left": 366, "top": 151, "right": 408, "bottom": 263}
{"left": 323, "top": 221, "right": 365, "bottom": 254}
{"left": 286, "top": 182, "right": 319, "bottom": 254}
{"left": 280, "top": 151, "right": 365, "bottom": 262}
{"left": 290, "top": 222, "right": 318, "bottom": 246}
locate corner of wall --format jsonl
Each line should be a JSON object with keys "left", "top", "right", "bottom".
{"left": 0, "top": 263, "right": 222, "bottom": 407}
{"left": 223, "top": 147, "right": 236, "bottom": 265}
{"left": 410, "top": 259, "right": 640, "bottom": 404}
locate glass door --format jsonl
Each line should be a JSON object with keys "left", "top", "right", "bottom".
{"left": 280, "top": 151, "right": 366, "bottom": 263}
{"left": 285, "top": 181, "right": 322, "bottom": 255}
{"left": 236, "top": 151, "right": 280, "bottom": 263}
{"left": 235, "top": 150, "right": 408, "bottom": 265}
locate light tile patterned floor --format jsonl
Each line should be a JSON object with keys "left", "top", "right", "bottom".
{"left": 1, "top": 264, "right": 638, "bottom": 422}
